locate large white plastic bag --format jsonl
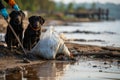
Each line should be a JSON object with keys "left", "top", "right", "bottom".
{"left": 31, "top": 26, "right": 70, "bottom": 59}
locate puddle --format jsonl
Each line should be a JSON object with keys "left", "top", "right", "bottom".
{"left": 0, "top": 57, "right": 120, "bottom": 80}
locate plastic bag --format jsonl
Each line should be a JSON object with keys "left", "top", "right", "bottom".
{"left": 31, "top": 26, "right": 71, "bottom": 59}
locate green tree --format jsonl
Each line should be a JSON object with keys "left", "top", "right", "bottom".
{"left": 67, "top": 2, "right": 74, "bottom": 12}
{"left": 91, "top": 3, "right": 96, "bottom": 9}
{"left": 56, "top": 2, "right": 65, "bottom": 12}
{"left": 75, "top": 5, "right": 86, "bottom": 12}
{"left": 15, "top": 0, "right": 55, "bottom": 12}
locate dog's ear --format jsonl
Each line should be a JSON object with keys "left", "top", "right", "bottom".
{"left": 38, "top": 16, "right": 45, "bottom": 25}
{"left": 9, "top": 11, "right": 16, "bottom": 18}
{"left": 29, "top": 16, "right": 34, "bottom": 23}
{"left": 19, "top": 11, "right": 25, "bottom": 19}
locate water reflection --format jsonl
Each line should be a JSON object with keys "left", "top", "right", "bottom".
{"left": 24, "top": 61, "right": 74, "bottom": 80}
{"left": 4, "top": 61, "right": 72, "bottom": 80}
{"left": 6, "top": 72, "right": 22, "bottom": 80}
{"left": 25, "top": 61, "right": 71, "bottom": 80}
{"left": 1, "top": 59, "right": 120, "bottom": 80}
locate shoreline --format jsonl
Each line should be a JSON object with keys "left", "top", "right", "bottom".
{"left": 0, "top": 18, "right": 116, "bottom": 33}
{"left": 0, "top": 41, "right": 120, "bottom": 74}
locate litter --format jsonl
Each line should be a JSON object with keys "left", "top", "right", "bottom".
{"left": 31, "top": 26, "right": 71, "bottom": 59}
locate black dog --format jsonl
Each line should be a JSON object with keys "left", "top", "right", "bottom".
{"left": 23, "top": 16, "right": 45, "bottom": 50}
{"left": 5, "top": 10, "right": 25, "bottom": 49}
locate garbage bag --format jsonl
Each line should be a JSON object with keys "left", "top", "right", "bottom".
{"left": 31, "top": 26, "right": 71, "bottom": 59}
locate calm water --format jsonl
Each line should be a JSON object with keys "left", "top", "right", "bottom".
{"left": 0, "top": 20, "right": 120, "bottom": 47}
{"left": 52, "top": 20, "right": 120, "bottom": 47}
{"left": 1, "top": 58, "right": 120, "bottom": 80}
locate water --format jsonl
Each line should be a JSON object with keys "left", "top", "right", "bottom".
{"left": 0, "top": 20, "right": 120, "bottom": 47}
{"left": 61, "top": 59, "right": 120, "bottom": 80}
{"left": 1, "top": 58, "right": 120, "bottom": 80}
{"left": 51, "top": 20, "right": 120, "bottom": 47}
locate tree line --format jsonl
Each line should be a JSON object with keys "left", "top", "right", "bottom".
{"left": 4, "top": 0, "right": 92, "bottom": 13}
{"left": 15, "top": 0, "right": 56, "bottom": 12}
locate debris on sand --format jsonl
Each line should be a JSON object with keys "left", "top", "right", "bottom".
{"left": 0, "top": 41, "right": 120, "bottom": 74}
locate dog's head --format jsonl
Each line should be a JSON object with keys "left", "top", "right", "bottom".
{"left": 29, "top": 16, "right": 45, "bottom": 30}
{"left": 9, "top": 10, "right": 25, "bottom": 25}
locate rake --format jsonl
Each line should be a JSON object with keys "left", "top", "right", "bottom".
{"left": 5, "top": 19, "right": 27, "bottom": 56}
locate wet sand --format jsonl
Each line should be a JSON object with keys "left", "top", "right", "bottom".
{"left": 0, "top": 40, "right": 120, "bottom": 80}
{"left": 0, "top": 41, "right": 120, "bottom": 72}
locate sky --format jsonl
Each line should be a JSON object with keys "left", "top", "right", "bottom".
{"left": 53, "top": 0, "right": 120, "bottom": 4}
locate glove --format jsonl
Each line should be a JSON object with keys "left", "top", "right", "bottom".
{"left": 13, "top": 4, "right": 20, "bottom": 11}
{"left": 0, "top": 8, "right": 9, "bottom": 19}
